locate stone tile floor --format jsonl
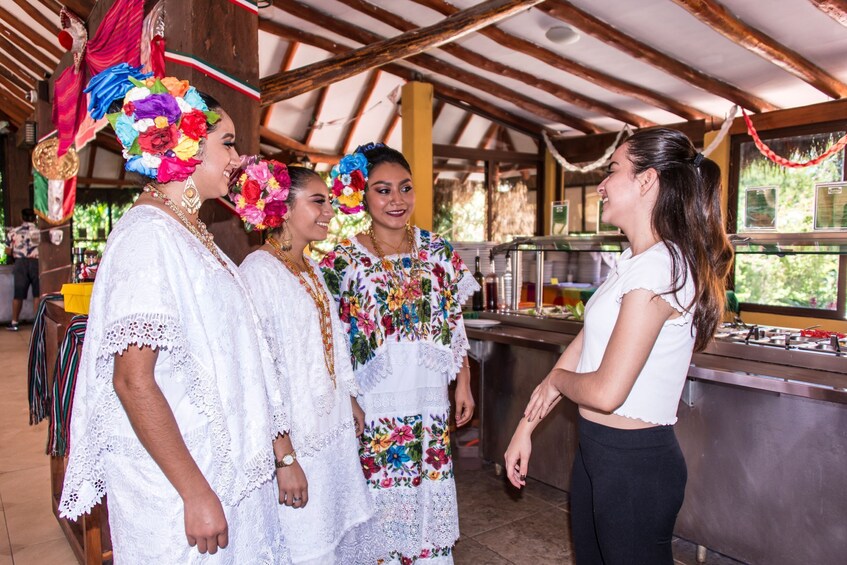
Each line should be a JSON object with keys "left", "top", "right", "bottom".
{"left": 0, "top": 326, "right": 745, "bottom": 564}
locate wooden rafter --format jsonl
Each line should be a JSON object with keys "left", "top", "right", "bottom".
{"left": 34, "top": 0, "right": 63, "bottom": 17}
{"left": 339, "top": 70, "right": 381, "bottom": 154}
{"left": 262, "top": 0, "right": 546, "bottom": 105}
{"left": 11, "top": 0, "right": 61, "bottom": 36}
{"left": 59, "top": 0, "right": 94, "bottom": 20}
{"left": 260, "top": 126, "right": 342, "bottom": 164}
{"left": 0, "top": 73, "right": 25, "bottom": 101}
{"left": 379, "top": 110, "right": 401, "bottom": 144}
{"left": 499, "top": 126, "right": 517, "bottom": 152}
{"left": 670, "top": 0, "right": 847, "bottom": 99}
{"left": 272, "top": 2, "right": 599, "bottom": 133}
{"left": 432, "top": 100, "right": 445, "bottom": 125}
{"left": 536, "top": 1, "right": 779, "bottom": 111}
{"left": 336, "top": 0, "right": 653, "bottom": 128}
{"left": 84, "top": 144, "right": 98, "bottom": 189}
{"left": 410, "top": 0, "right": 710, "bottom": 121}
{"left": 480, "top": 123, "right": 499, "bottom": 151}
{"left": 435, "top": 110, "right": 474, "bottom": 182}
{"left": 809, "top": 0, "right": 847, "bottom": 27}
{"left": 260, "top": 19, "right": 540, "bottom": 137}
{"left": 0, "top": 62, "right": 30, "bottom": 93}
{"left": 0, "top": 29, "right": 54, "bottom": 73}
{"left": 261, "top": 41, "right": 300, "bottom": 127}
{"left": 0, "top": 43, "right": 45, "bottom": 82}
{"left": 303, "top": 87, "right": 330, "bottom": 147}
{"left": 0, "top": 6, "right": 63, "bottom": 60}
{"left": 0, "top": 83, "right": 31, "bottom": 122}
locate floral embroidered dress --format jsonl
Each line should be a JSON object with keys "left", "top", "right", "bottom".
{"left": 239, "top": 250, "right": 385, "bottom": 565}
{"left": 321, "top": 227, "right": 478, "bottom": 564}
{"left": 60, "top": 206, "right": 289, "bottom": 564}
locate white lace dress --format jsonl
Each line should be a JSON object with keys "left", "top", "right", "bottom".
{"left": 59, "top": 206, "right": 290, "bottom": 564}
{"left": 320, "top": 229, "right": 479, "bottom": 564}
{"left": 239, "top": 250, "right": 385, "bottom": 565}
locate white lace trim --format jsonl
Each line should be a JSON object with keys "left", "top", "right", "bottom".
{"left": 618, "top": 286, "right": 692, "bottom": 327}
{"left": 355, "top": 342, "right": 468, "bottom": 393}
{"left": 360, "top": 386, "right": 449, "bottom": 416}
{"left": 295, "top": 418, "right": 357, "bottom": 459}
{"left": 456, "top": 273, "right": 480, "bottom": 305}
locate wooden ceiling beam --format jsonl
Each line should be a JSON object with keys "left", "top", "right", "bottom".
{"left": 11, "top": 0, "right": 61, "bottom": 36}
{"left": 262, "top": 0, "right": 546, "bottom": 105}
{"left": 432, "top": 99, "right": 445, "bottom": 125}
{"left": 809, "top": 0, "right": 847, "bottom": 27}
{"left": 259, "top": 18, "right": 541, "bottom": 137}
{"left": 0, "top": 83, "right": 31, "bottom": 122}
{"left": 261, "top": 41, "right": 299, "bottom": 127}
{"left": 0, "top": 6, "right": 63, "bottom": 60}
{"left": 272, "top": 2, "right": 599, "bottom": 133}
{"left": 379, "top": 110, "right": 401, "bottom": 145}
{"left": 0, "top": 106, "right": 23, "bottom": 128}
{"left": 303, "top": 87, "right": 330, "bottom": 148}
{"left": 260, "top": 125, "right": 333, "bottom": 157}
{"left": 536, "top": 1, "right": 779, "bottom": 112}
{"left": 0, "top": 39, "right": 48, "bottom": 81}
{"left": 336, "top": 0, "right": 653, "bottom": 128}
{"left": 0, "top": 28, "right": 55, "bottom": 73}
{"left": 410, "top": 0, "right": 709, "bottom": 121}
{"left": 671, "top": 0, "right": 847, "bottom": 98}
{"left": 480, "top": 123, "right": 499, "bottom": 150}
{"left": 435, "top": 109, "right": 474, "bottom": 181}
{"left": 0, "top": 52, "right": 38, "bottom": 87}
{"left": 0, "top": 62, "right": 31, "bottom": 93}
{"left": 340, "top": 70, "right": 381, "bottom": 154}
{"left": 34, "top": 0, "right": 63, "bottom": 17}
{"left": 59, "top": 0, "right": 95, "bottom": 20}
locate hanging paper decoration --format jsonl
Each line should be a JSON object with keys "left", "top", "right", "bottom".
{"left": 58, "top": 8, "right": 87, "bottom": 71}
{"left": 141, "top": 0, "right": 166, "bottom": 77}
{"left": 742, "top": 108, "right": 847, "bottom": 168}
{"left": 53, "top": 0, "right": 144, "bottom": 157}
{"left": 32, "top": 138, "right": 79, "bottom": 225}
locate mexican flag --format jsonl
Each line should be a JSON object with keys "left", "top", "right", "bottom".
{"left": 33, "top": 170, "right": 77, "bottom": 225}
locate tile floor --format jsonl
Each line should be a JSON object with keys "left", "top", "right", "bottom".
{"left": 0, "top": 327, "right": 744, "bottom": 565}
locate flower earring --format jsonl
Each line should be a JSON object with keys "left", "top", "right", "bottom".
{"left": 277, "top": 222, "right": 293, "bottom": 251}
{"left": 182, "top": 176, "right": 201, "bottom": 215}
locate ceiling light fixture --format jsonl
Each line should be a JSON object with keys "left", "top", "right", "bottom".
{"left": 545, "top": 25, "right": 580, "bottom": 45}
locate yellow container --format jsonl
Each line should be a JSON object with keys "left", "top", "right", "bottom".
{"left": 61, "top": 282, "right": 94, "bottom": 315}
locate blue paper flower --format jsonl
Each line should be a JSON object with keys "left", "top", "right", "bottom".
{"left": 125, "top": 155, "right": 157, "bottom": 178}
{"left": 338, "top": 153, "right": 369, "bottom": 175}
{"left": 85, "top": 63, "right": 151, "bottom": 120}
{"left": 182, "top": 87, "right": 207, "bottom": 111}
{"left": 114, "top": 114, "right": 138, "bottom": 148}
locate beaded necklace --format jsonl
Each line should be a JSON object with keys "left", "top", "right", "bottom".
{"left": 267, "top": 236, "right": 336, "bottom": 388}
{"left": 144, "top": 184, "right": 232, "bottom": 274}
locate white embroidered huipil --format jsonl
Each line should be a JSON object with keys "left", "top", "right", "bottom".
{"left": 320, "top": 229, "right": 479, "bottom": 565}
{"left": 59, "top": 206, "right": 290, "bottom": 564}
{"left": 239, "top": 250, "right": 385, "bottom": 565}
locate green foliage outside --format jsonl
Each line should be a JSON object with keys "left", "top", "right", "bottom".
{"left": 72, "top": 198, "right": 136, "bottom": 255}
{"left": 734, "top": 132, "right": 844, "bottom": 310}
{"left": 433, "top": 178, "right": 486, "bottom": 242}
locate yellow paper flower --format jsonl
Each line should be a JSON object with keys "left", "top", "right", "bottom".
{"left": 338, "top": 192, "right": 362, "bottom": 209}
{"left": 256, "top": 199, "right": 266, "bottom": 210}
{"left": 172, "top": 136, "right": 200, "bottom": 160}
{"left": 268, "top": 177, "right": 279, "bottom": 189}
{"left": 237, "top": 196, "right": 246, "bottom": 208}
{"left": 160, "top": 77, "right": 190, "bottom": 98}
{"left": 154, "top": 116, "right": 169, "bottom": 128}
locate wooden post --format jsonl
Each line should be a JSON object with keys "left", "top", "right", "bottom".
{"left": 401, "top": 82, "right": 433, "bottom": 231}
{"left": 542, "top": 149, "right": 557, "bottom": 236}
{"left": 163, "top": 0, "right": 261, "bottom": 263}
{"left": 702, "top": 129, "right": 731, "bottom": 224}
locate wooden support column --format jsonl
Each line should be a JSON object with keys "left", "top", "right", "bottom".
{"left": 702, "top": 129, "right": 731, "bottom": 225}
{"left": 164, "top": 0, "right": 261, "bottom": 263}
{"left": 401, "top": 82, "right": 433, "bottom": 231}
{"left": 542, "top": 149, "right": 557, "bottom": 236}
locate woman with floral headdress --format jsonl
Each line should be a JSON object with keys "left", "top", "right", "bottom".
{"left": 320, "top": 143, "right": 478, "bottom": 564}
{"left": 59, "top": 64, "right": 289, "bottom": 563}
{"left": 233, "top": 158, "right": 385, "bottom": 564}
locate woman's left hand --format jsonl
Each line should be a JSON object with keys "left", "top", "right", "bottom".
{"left": 454, "top": 383, "right": 475, "bottom": 427}
{"left": 351, "top": 397, "right": 365, "bottom": 436}
{"left": 524, "top": 372, "right": 563, "bottom": 423}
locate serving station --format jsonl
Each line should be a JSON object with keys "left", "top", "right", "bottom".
{"left": 467, "top": 234, "right": 847, "bottom": 565}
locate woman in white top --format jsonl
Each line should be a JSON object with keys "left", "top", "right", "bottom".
{"left": 235, "top": 161, "right": 384, "bottom": 564}
{"left": 505, "top": 127, "right": 733, "bottom": 564}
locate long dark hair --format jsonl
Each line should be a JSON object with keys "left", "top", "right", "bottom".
{"left": 354, "top": 142, "right": 412, "bottom": 177}
{"left": 624, "top": 127, "right": 733, "bottom": 352}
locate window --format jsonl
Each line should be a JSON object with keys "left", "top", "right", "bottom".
{"left": 72, "top": 188, "right": 140, "bottom": 254}
{"left": 729, "top": 122, "right": 847, "bottom": 318}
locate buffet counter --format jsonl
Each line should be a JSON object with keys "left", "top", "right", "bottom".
{"left": 468, "top": 313, "right": 847, "bottom": 565}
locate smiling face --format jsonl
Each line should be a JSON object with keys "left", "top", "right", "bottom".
{"left": 190, "top": 112, "right": 240, "bottom": 201}
{"left": 284, "top": 176, "right": 334, "bottom": 248}
{"left": 597, "top": 142, "right": 645, "bottom": 231}
{"left": 365, "top": 162, "right": 415, "bottom": 231}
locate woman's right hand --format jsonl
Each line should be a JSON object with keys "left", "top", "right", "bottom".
{"left": 183, "top": 488, "right": 228, "bottom": 554}
{"left": 276, "top": 461, "right": 309, "bottom": 509}
{"left": 504, "top": 425, "right": 532, "bottom": 489}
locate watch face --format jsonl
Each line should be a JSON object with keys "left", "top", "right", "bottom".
{"left": 282, "top": 454, "right": 295, "bottom": 466}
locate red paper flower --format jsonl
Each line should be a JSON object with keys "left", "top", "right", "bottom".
{"left": 138, "top": 124, "right": 178, "bottom": 154}
{"left": 265, "top": 215, "right": 282, "bottom": 229}
{"left": 350, "top": 169, "right": 366, "bottom": 190}
{"left": 241, "top": 179, "right": 262, "bottom": 204}
{"left": 179, "top": 109, "right": 208, "bottom": 141}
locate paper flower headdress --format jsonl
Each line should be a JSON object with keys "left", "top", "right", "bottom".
{"left": 228, "top": 156, "right": 292, "bottom": 232}
{"left": 84, "top": 63, "right": 220, "bottom": 183}
{"left": 330, "top": 151, "right": 369, "bottom": 215}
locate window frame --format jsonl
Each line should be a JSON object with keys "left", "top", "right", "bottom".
{"left": 727, "top": 119, "right": 847, "bottom": 320}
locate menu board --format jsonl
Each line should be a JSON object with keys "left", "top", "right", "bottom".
{"left": 814, "top": 181, "right": 847, "bottom": 231}
{"left": 743, "top": 186, "right": 778, "bottom": 231}
{"left": 550, "top": 200, "right": 569, "bottom": 235}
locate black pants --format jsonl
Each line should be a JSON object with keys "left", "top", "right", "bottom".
{"left": 570, "top": 416, "right": 687, "bottom": 565}
{"left": 13, "top": 257, "right": 39, "bottom": 300}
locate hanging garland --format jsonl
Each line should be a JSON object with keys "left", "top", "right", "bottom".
{"left": 742, "top": 108, "right": 847, "bottom": 168}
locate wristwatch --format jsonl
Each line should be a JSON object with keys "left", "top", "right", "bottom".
{"left": 275, "top": 450, "right": 297, "bottom": 468}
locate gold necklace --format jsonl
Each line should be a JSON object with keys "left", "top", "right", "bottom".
{"left": 368, "top": 223, "right": 422, "bottom": 281}
{"left": 267, "top": 237, "right": 336, "bottom": 388}
{"left": 144, "top": 184, "right": 232, "bottom": 274}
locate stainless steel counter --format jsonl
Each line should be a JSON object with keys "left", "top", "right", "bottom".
{"left": 467, "top": 317, "right": 847, "bottom": 565}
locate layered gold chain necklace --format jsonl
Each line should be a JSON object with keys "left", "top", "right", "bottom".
{"left": 144, "top": 184, "right": 232, "bottom": 274}
{"left": 267, "top": 236, "right": 336, "bottom": 388}
{"left": 367, "top": 223, "right": 423, "bottom": 282}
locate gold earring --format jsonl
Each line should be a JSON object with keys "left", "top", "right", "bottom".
{"left": 181, "top": 176, "right": 201, "bottom": 215}
{"left": 277, "top": 223, "right": 292, "bottom": 251}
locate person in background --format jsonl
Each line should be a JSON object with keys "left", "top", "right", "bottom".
{"left": 5, "top": 208, "right": 40, "bottom": 330}
{"left": 505, "top": 127, "right": 733, "bottom": 565}
{"left": 321, "top": 143, "right": 478, "bottom": 564}
{"left": 233, "top": 158, "right": 385, "bottom": 564}
{"left": 60, "top": 64, "right": 289, "bottom": 563}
